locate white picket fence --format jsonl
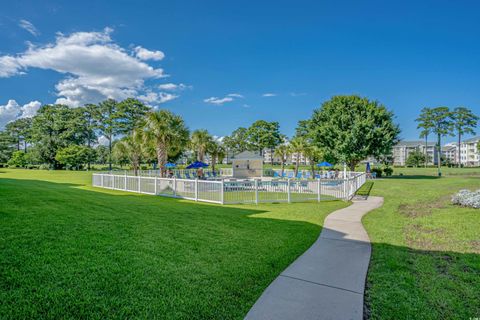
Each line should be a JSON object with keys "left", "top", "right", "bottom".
{"left": 92, "top": 172, "right": 366, "bottom": 205}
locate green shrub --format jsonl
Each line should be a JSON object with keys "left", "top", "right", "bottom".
{"left": 383, "top": 167, "right": 393, "bottom": 176}
{"left": 7, "top": 151, "right": 27, "bottom": 168}
{"left": 55, "top": 145, "right": 94, "bottom": 170}
{"left": 371, "top": 167, "right": 383, "bottom": 178}
{"left": 39, "top": 164, "right": 51, "bottom": 170}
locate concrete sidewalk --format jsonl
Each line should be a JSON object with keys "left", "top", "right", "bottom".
{"left": 245, "top": 196, "right": 384, "bottom": 320}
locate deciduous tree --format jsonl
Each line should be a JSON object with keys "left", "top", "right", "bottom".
{"left": 31, "top": 104, "right": 86, "bottom": 168}
{"left": 246, "top": 120, "right": 282, "bottom": 163}
{"left": 223, "top": 127, "right": 248, "bottom": 154}
{"left": 55, "top": 145, "right": 93, "bottom": 170}
{"left": 308, "top": 95, "right": 400, "bottom": 171}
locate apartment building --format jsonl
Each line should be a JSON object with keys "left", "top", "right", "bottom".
{"left": 261, "top": 148, "right": 310, "bottom": 165}
{"left": 392, "top": 141, "right": 439, "bottom": 166}
{"left": 442, "top": 144, "right": 458, "bottom": 164}
{"left": 460, "top": 136, "right": 480, "bottom": 166}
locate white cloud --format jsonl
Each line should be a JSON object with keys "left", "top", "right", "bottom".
{"left": 204, "top": 96, "right": 234, "bottom": 105}
{"left": 242, "top": 104, "right": 251, "bottom": 108}
{"left": 134, "top": 46, "right": 165, "bottom": 61}
{"left": 290, "top": 92, "right": 306, "bottom": 97}
{"left": 97, "top": 135, "right": 109, "bottom": 146}
{"left": 158, "top": 83, "right": 190, "bottom": 91}
{"left": 262, "top": 93, "right": 277, "bottom": 97}
{"left": 19, "top": 19, "right": 39, "bottom": 36}
{"left": 0, "top": 27, "right": 165, "bottom": 107}
{"left": 138, "top": 91, "right": 178, "bottom": 105}
{"left": 203, "top": 92, "right": 244, "bottom": 105}
{"left": 0, "top": 99, "right": 42, "bottom": 128}
{"left": 20, "top": 100, "right": 42, "bottom": 118}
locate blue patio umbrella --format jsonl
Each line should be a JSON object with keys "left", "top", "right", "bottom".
{"left": 317, "top": 161, "right": 333, "bottom": 167}
{"left": 165, "top": 162, "right": 176, "bottom": 168}
{"left": 366, "top": 162, "right": 371, "bottom": 173}
{"left": 186, "top": 161, "right": 209, "bottom": 169}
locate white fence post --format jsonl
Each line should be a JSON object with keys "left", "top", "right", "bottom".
{"left": 287, "top": 178, "right": 291, "bottom": 203}
{"left": 220, "top": 179, "right": 224, "bottom": 204}
{"left": 255, "top": 179, "right": 259, "bottom": 204}
{"left": 154, "top": 176, "right": 157, "bottom": 195}
{"left": 138, "top": 175, "right": 141, "bottom": 193}
{"left": 317, "top": 179, "right": 321, "bottom": 202}
{"left": 124, "top": 174, "right": 127, "bottom": 191}
{"left": 195, "top": 178, "right": 198, "bottom": 201}
{"left": 343, "top": 177, "right": 347, "bottom": 200}
{"left": 101, "top": 174, "right": 104, "bottom": 187}
{"left": 173, "top": 177, "right": 177, "bottom": 197}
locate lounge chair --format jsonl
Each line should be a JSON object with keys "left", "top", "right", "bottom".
{"left": 296, "top": 172, "right": 303, "bottom": 179}
{"left": 287, "top": 172, "right": 294, "bottom": 179}
{"left": 273, "top": 171, "right": 279, "bottom": 178}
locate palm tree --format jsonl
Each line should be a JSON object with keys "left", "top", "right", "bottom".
{"left": 303, "top": 145, "right": 323, "bottom": 177}
{"left": 288, "top": 137, "right": 307, "bottom": 176}
{"left": 416, "top": 107, "right": 434, "bottom": 168}
{"left": 274, "top": 144, "right": 290, "bottom": 176}
{"left": 451, "top": 107, "right": 478, "bottom": 167}
{"left": 113, "top": 129, "right": 145, "bottom": 175}
{"left": 190, "top": 129, "right": 213, "bottom": 162}
{"left": 207, "top": 140, "right": 225, "bottom": 173}
{"left": 145, "top": 110, "right": 189, "bottom": 177}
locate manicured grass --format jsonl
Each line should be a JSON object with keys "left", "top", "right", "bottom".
{"left": 363, "top": 168, "right": 480, "bottom": 319}
{"left": 0, "top": 169, "right": 347, "bottom": 319}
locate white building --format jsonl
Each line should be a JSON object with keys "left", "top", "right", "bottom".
{"left": 262, "top": 148, "right": 310, "bottom": 165}
{"left": 460, "top": 136, "right": 480, "bottom": 167}
{"left": 442, "top": 143, "right": 457, "bottom": 164}
{"left": 392, "top": 141, "right": 439, "bottom": 166}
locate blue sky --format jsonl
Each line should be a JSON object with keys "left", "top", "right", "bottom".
{"left": 1, "top": 0, "right": 479, "bottom": 142}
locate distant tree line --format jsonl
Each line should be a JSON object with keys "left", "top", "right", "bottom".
{"left": 224, "top": 95, "right": 401, "bottom": 174}
{"left": 1, "top": 95, "right": 404, "bottom": 176}
{"left": 416, "top": 106, "right": 478, "bottom": 175}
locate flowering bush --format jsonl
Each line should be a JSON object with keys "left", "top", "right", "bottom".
{"left": 451, "top": 189, "right": 480, "bottom": 209}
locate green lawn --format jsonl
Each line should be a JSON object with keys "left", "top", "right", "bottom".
{"left": 364, "top": 169, "right": 480, "bottom": 319}
{"left": 0, "top": 169, "right": 347, "bottom": 319}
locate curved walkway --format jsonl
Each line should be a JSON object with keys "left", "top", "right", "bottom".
{"left": 245, "top": 196, "right": 384, "bottom": 320}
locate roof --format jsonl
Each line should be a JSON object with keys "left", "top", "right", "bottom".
{"left": 463, "top": 136, "right": 480, "bottom": 143}
{"left": 233, "top": 151, "right": 264, "bottom": 160}
{"left": 442, "top": 145, "right": 456, "bottom": 151}
{"left": 395, "top": 140, "right": 436, "bottom": 147}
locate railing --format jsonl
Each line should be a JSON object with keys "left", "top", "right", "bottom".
{"left": 110, "top": 167, "right": 233, "bottom": 178}
{"left": 92, "top": 172, "right": 366, "bottom": 205}
{"left": 268, "top": 168, "right": 356, "bottom": 179}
